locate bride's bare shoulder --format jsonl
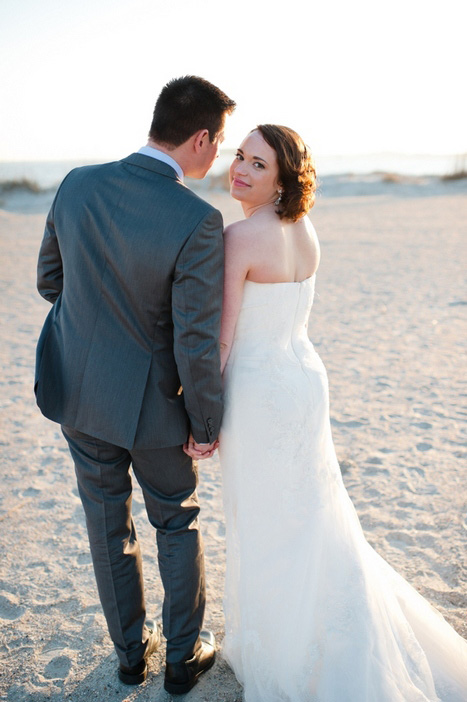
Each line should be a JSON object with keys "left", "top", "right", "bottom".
{"left": 304, "top": 216, "right": 320, "bottom": 245}
{"left": 223, "top": 218, "right": 260, "bottom": 249}
{"left": 224, "top": 218, "right": 257, "bottom": 237}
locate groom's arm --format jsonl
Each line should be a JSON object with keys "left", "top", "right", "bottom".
{"left": 172, "top": 207, "right": 224, "bottom": 446}
{"left": 37, "top": 194, "right": 63, "bottom": 303}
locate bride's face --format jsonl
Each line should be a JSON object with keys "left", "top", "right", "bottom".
{"left": 229, "top": 130, "right": 280, "bottom": 207}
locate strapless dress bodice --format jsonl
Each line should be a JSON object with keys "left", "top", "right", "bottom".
{"left": 228, "top": 275, "right": 316, "bottom": 363}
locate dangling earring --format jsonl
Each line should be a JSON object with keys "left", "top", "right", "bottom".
{"left": 275, "top": 188, "right": 283, "bottom": 206}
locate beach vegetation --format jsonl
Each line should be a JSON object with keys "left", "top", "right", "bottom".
{"left": 380, "top": 172, "right": 405, "bottom": 184}
{"left": 0, "top": 178, "right": 41, "bottom": 193}
{"left": 442, "top": 170, "right": 467, "bottom": 181}
{"left": 442, "top": 154, "right": 467, "bottom": 181}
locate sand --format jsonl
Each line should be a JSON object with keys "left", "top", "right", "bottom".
{"left": 0, "top": 176, "right": 466, "bottom": 701}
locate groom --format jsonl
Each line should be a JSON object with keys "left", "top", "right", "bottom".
{"left": 35, "top": 76, "right": 235, "bottom": 694}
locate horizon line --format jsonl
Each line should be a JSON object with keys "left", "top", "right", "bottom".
{"left": 1, "top": 150, "right": 466, "bottom": 165}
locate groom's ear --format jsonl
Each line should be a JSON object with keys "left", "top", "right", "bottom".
{"left": 193, "top": 129, "right": 210, "bottom": 153}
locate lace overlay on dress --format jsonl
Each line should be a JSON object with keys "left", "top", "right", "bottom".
{"left": 219, "top": 276, "right": 467, "bottom": 702}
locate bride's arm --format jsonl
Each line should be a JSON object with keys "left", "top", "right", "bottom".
{"left": 220, "top": 223, "right": 251, "bottom": 373}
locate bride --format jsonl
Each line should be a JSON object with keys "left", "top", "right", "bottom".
{"left": 218, "top": 124, "right": 467, "bottom": 701}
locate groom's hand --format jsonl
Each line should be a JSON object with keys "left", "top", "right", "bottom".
{"left": 183, "top": 434, "right": 219, "bottom": 460}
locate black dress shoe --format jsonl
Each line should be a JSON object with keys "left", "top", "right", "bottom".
{"left": 164, "top": 629, "right": 216, "bottom": 695}
{"left": 118, "top": 623, "right": 162, "bottom": 685}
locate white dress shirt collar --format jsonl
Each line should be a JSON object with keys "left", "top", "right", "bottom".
{"left": 137, "top": 145, "right": 184, "bottom": 181}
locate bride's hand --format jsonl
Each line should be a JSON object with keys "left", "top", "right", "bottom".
{"left": 183, "top": 433, "right": 219, "bottom": 460}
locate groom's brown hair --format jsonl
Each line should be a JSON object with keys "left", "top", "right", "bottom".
{"left": 149, "top": 76, "right": 235, "bottom": 147}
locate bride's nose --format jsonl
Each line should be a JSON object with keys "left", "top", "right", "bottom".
{"left": 233, "top": 160, "right": 247, "bottom": 175}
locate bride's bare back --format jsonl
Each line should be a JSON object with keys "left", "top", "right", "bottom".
{"left": 242, "top": 209, "right": 320, "bottom": 284}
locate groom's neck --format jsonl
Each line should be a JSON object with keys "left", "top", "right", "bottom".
{"left": 146, "top": 139, "right": 191, "bottom": 175}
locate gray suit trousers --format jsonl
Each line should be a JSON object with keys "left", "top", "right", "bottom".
{"left": 62, "top": 426, "right": 205, "bottom": 666}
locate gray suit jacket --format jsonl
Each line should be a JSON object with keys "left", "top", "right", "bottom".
{"left": 35, "top": 153, "right": 224, "bottom": 449}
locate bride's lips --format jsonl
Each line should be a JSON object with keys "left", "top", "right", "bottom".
{"left": 232, "top": 177, "right": 250, "bottom": 187}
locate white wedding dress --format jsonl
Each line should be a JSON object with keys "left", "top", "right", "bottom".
{"left": 219, "top": 276, "right": 467, "bottom": 702}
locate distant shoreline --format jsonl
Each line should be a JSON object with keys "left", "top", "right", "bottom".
{"left": 1, "top": 170, "right": 466, "bottom": 217}
{"left": 0, "top": 152, "right": 465, "bottom": 192}
{"left": 2, "top": 149, "right": 466, "bottom": 217}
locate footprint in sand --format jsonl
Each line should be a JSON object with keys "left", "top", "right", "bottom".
{"left": 339, "top": 459, "right": 357, "bottom": 475}
{"left": 0, "top": 591, "right": 25, "bottom": 620}
{"left": 386, "top": 531, "right": 415, "bottom": 547}
{"left": 38, "top": 499, "right": 58, "bottom": 510}
{"left": 41, "top": 651, "right": 72, "bottom": 680}
{"left": 331, "top": 418, "right": 366, "bottom": 428}
{"left": 22, "top": 487, "right": 41, "bottom": 497}
{"left": 416, "top": 442, "right": 432, "bottom": 451}
{"left": 412, "top": 422, "right": 433, "bottom": 430}
{"left": 77, "top": 551, "right": 92, "bottom": 565}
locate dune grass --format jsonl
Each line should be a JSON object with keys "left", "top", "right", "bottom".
{"left": 0, "top": 177, "right": 41, "bottom": 193}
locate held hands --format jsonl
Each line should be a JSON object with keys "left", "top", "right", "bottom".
{"left": 183, "top": 433, "right": 219, "bottom": 460}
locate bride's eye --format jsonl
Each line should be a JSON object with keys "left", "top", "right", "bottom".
{"left": 253, "top": 162, "right": 265, "bottom": 169}
{"left": 235, "top": 152, "right": 244, "bottom": 161}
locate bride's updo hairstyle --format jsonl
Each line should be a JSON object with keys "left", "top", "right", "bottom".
{"left": 256, "top": 124, "right": 317, "bottom": 222}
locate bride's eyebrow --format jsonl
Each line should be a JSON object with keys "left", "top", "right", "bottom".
{"left": 237, "top": 148, "right": 268, "bottom": 165}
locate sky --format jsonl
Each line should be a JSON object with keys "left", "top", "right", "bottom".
{"left": 0, "top": 0, "right": 465, "bottom": 162}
